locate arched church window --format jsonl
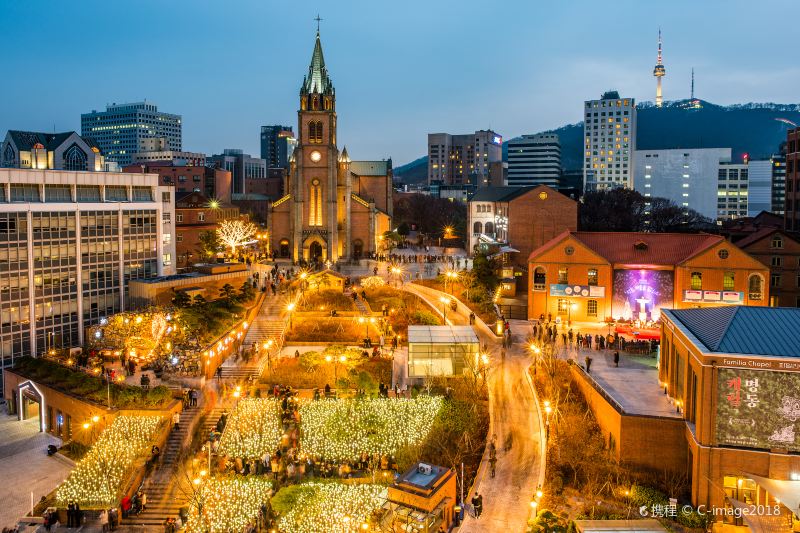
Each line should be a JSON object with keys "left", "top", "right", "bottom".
{"left": 63, "top": 144, "right": 87, "bottom": 171}
{"left": 309, "top": 179, "right": 322, "bottom": 226}
{"left": 312, "top": 96, "right": 319, "bottom": 110}
{"left": 3, "top": 144, "right": 16, "bottom": 166}
{"left": 279, "top": 239, "right": 290, "bottom": 258}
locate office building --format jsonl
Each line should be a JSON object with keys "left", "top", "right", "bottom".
{"left": 633, "top": 148, "right": 731, "bottom": 220}
{"left": 260, "top": 125, "right": 297, "bottom": 169}
{"left": 81, "top": 102, "right": 182, "bottom": 167}
{"left": 123, "top": 162, "right": 232, "bottom": 204}
{"left": 785, "top": 128, "right": 800, "bottom": 230}
{"left": 0, "top": 168, "right": 176, "bottom": 371}
{"left": 718, "top": 162, "right": 749, "bottom": 220}
{"left": 660, "top": 306, "right": 800, "bottom": 516}
{"left": 427, "top": 130, "right": 502, "bottom": 186}
{"left": 507, "top": 134, "right": 561, "bottom": 188}
{"left": 771, "top": 153, "right": 786, "bottom": 215}
{"left": 747, "top": 159, "right": 775, "bottom": 217}
{"left": 528, "top": 232, "right": 769, "bottom": 323}
{"left": 2, "top": 131, "right": 106, "bottom": 171}
{"left": 207, "top": 149, "right": 267, "bottom": 195}
{"left": 583, "top": 91, "right": 636, "bottom": 191}
{"left": 130, "top": 137, "right": 205, "bottom": 167}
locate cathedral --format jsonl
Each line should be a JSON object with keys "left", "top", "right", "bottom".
{"left": 267, "top": 30, "right": 393, "bottom": 263}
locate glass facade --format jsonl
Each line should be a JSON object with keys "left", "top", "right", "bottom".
{"left": 407, "top": 326, "right": 479, "bottom": 377}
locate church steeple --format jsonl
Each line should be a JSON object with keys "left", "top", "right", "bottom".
{"left": 301, "top": 30, "right": 334, "bottom": 97}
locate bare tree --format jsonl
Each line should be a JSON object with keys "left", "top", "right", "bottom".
{"left": 216, "top": 219, "right": 258, "bottom": 256}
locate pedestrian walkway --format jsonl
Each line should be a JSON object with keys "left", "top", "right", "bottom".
{"left": 220, "top": 297, "right": 287, "bottom": 380}
{"left": 120, "top": 404, "right": 200, "bottom": 530}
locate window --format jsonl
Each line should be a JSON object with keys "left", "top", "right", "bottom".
{"left": 557, "top": 299, "right": 568, "bottom": 314}
{"left": 162, "top": 191, "right": 171, "bottom": 203}
{"left": 76, "top": 185, "right": 101, "bottom": 202}
{"left": 162, "top": 212, "right": 171, "bottom": 224}
{"left": 723, "top": 272, "right": 735, "bottom": 291}
{"left": 558, "top": 267, "right": 568, "bottom": 284}
{"left": 176, "top": 234, "right": 183, "bottom": 243}
{"left": 176, "top": 213, "right": 183, "bottom": 223}
{"left": 308, "top": 121, "right": 323, "bottom": 144}
{"left": 771, "top": 273, "right": 781, "bottom": 287}
{"left": 587, "top": 299, "right": 598, "bottom": 317}
{"left": 484, "top": 221, "right": 494, "bottom": 235}
{"left": 771, "top": 256, "right": 782, "bottom": 267}
{"left": 748, "top": 274, "right": 763, "bottom": 300}
{"left": 45, "top": 184, "right": 71, "bottom": 202}
{"left": 63, "top": 144, "right": 87, "bottom": 171}
{"left": 587, "top": 268, "right": 598, "bottom": 286}
{"left": 197, "top": 212, "right": 205, "bottom": 222}
{"left": 771, "top": 235, "right": 783, "bottom": 249}
{"left": 690, "top": 272, "right": 702, "bottom": 290}
{"left": 309, "top": 179, "right": 322, "bottom": 226}
{"left": 162, "top": 253, "right": 172, "bottom": 266}
{"left": 533, "top": 267, "right": 546, "bottom": 291}
{"left": 10, "top": 183, "right": 40, "bottom": 202}
{"left": 473, "top": 221, "right": 483, "bottom": 234}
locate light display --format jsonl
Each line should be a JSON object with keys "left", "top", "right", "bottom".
{"left": 56, "top": 416, "right": 162, "bottom": 507}
{"left": 298, "top": 397, "right": 442, "bottom": 461}
{"left": 611, "top": 269, "right": 673, "bottom": 322}
{"left": 218, "top": 398, "right": 283, "bottom": 459}
{"left": 277, "top": 482, "right": 386, "bottom": 533}
{"left": 185, "top": 477, "right": 273, "bottom": 533}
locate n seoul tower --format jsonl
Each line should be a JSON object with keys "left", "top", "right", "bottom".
{"left": 653, "top": 29, "right": 666, "bottom": 107}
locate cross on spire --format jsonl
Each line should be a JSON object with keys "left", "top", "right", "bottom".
{"left": 314, "top": 14, "right": 323, "bottom": 32}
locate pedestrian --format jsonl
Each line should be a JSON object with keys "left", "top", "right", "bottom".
{"left": 140, "top": 491, "right": 147, "bottom": 512}
{"left": 470, "top": 493, "right": 479, "bottom": 518}
{"left": 585, "top": 355, "right": 593, "bottom": 373}
{"left": 613, "top": 351, "right": 620, "bottom": 367}
{"left": 489, "top": 455, "right": 497, "bottom": 478}
{"left": 172, "top": 411, "right": 180, "bottom": 430}
{"left": 67, "top": 502, "right": 75, "bottom": 528}
{"left": 99, "top": 509, "right": 109, "bottom": 533}
{"left": 476, "top": 493, "right": 483, "bottom": 517}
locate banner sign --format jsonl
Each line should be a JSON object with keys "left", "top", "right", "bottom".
{"left": 549, "top": 284, "right": 605, "bottom": 298}
{"left": 683, "top": 290, "right": 743, "bottom": 303}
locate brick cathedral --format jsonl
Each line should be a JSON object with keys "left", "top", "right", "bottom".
{"left": 267, "top": 30, "right": 393, "bottom": 263}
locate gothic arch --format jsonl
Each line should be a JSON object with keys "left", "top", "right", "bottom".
{"left": 63, "top": 143, "right": 88, "bottom": 171}
{"left": 302, "top": 235, "right": 327, "bottom": 262}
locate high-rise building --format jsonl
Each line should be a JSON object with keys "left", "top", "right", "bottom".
{"left": 583, "top": 91, "right": 636, "bottom": 191}
{"left": 747, "top": 159, "right": 776, "bottom": 217}
{"left": 81, "top": 102, "right": 182, "bottom": 167}
{"left": 771, "top": 153, "right": 786, "bottom": 215}
{"left": 260, "top": 126, "right": 297, "bottom": 169}
{"left": 207, "top": 149, "right": 267, "bottom": 195}
{"left": 717, "top": 162, "right": 749, "bottom": 220}
{"left": 427, "top": 130, "right": 502, "bottom": 186}
{"left": 633, "top": 148, "right": 731, "bottom": 220}
{"left": 0, "top": 168, "right": 175, "bottom": 372}
{"left": 786, "top": 128, "right": 800, "bottom": 230}
{"left": 2, "top": 131, "right": 106, "bottom": 171}
{"left": 507, "top": 134, "right": 561, "bottom": 188}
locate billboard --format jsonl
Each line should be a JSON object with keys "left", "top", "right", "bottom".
{"left": 549, "top": 284, "right": 606, "bottom": 298}
{"left": 612, "top": 269, "right": 674, "bottom": 322}
{"left": 684, "top": 290, "right": 744, "bottom": 303}
{"left": 717, "top": 367, "right": 800, "bottom": 451}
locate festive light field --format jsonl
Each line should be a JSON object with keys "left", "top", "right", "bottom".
{"left": 277, "top": 482, "right": 386, "bottom": 533}
{"left": 185, "top": 477, "right": 273, "bottom": 533}
{"left": 218, "top": 398, "right": 283, "bottom": 459}
{"left": 299, "top": 397, "right": 442, "bottom": 461}
{"left": 56, "top": 415, "right": 162, "bottom": 507}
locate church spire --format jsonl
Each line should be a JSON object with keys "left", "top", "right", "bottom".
{"left": 301, "top": 26, "right": 334, "bottom": 96}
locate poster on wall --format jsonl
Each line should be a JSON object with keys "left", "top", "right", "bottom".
{"left": 611, "top": 269, "right": 674, "bottom": 322}
{"left": 716, "top": 367, "right": 800, "bottom": 451}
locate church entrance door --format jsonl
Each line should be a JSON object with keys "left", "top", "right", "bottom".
{"left": 309, "top": 241, "right": 323, "bottom": 262}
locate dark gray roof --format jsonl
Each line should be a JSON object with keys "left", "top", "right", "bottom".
{"left": 7, "top": 130, "right": 101, "bottom": 154}
{"left": 665, "top": 307, "right": 800, "bottom": 357}
{"left": 350, "top": 160, "right": 390, "bottom": 176}
{"left": 470, "top": 186, "right": 535, "bottom": 202}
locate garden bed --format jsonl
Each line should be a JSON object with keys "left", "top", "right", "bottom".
{"left": 296, "top": 289, "right": 356, "bottom": 313}
{"left": 185, "top": 476, "right": 273, "bottom": 533}
{"left": 273, "top": 481, "right": 386, "bottom": 533}
{"left": 262, "top": 351, "right": 391, "bottom": 390}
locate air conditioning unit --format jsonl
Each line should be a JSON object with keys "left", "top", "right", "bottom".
{"left": 418, "top": 463, "right": 432, "bottom": 475}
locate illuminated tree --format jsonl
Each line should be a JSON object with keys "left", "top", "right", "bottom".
{"left": 216, "top": 219, "right": 257, "bottom": 256}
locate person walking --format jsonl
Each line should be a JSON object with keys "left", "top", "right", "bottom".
{"left": 613, "top": 351, "right": 620, "bottom": 367}
{"left": 476, "top": 493, "right": 483, "bottom": 517}
{"left": 489, "top": 455, "right": 497, "bottom": 478}
{"left": 585, "top": 355, "right": 593, "bottom": 373}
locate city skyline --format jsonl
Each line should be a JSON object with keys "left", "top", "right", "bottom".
{"left": 0, "top": 0, "right": 797, "bottom": 166}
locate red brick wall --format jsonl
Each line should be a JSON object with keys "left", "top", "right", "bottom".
{"left": 508, "top": 187, "right": 577, "bottom": 267}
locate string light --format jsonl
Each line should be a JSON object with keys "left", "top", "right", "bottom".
{"left": 277, "top": 482, "right": 386, "bottom": 533}
{"left": 56, "top": 416, "right": 161, "bottom": 507}
{"left": 185, "top": 477, "right": 273, "bottom": 533}
{"left": 218, "top": 399, "right": 283, "bottom": 459}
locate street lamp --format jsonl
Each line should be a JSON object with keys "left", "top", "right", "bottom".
{"left": 444, "top": 270, "right": 458, "bottom": 294}
{"left": 439, "top": 296, "right": 451, "bottom": 322}
{"left": 286, "top": 302, "right": 296, "bottom": 330}
{"left": 544, "top": 401, "right": 552, "bottom": 439}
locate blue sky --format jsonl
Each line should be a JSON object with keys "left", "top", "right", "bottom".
{"left": 1, "top": 0, "right": 797, "bottom": 165}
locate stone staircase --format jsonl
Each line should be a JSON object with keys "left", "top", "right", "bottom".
{"left": 219, "top": 297, "right": 287, "bottom": 380}
{"left": 120, "top": 404, "right": 199, "bottom": 530}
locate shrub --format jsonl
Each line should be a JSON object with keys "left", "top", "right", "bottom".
{"left": 628, "top": 484, "right": 668, "bottom": 509}
{"left": 677, "top": 507, "right": 710, "bottom": 529}
{"left": 297, "top": 289, "right": 355, "bottom": 312}
{"left": 410, "top": 310, "right": 440, "bottom": 326}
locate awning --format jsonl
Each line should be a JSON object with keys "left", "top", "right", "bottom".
{"left": 729, "top": 498, "right": 793, "bottom": 533}
{"left": 744, "top": 472, "right": 800, "bottom": 514}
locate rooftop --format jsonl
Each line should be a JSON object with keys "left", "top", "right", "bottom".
{"left": 663, "top": 307, "right": 800, "bottom": 357}
{"left": 407, "top": 325, "right": 478, "bottom": 344}
{"left": 395, "top": 463, "right": 451, "bottom": 491}
{"left": 575, "top": 519, "right": 668, "bottom": 533}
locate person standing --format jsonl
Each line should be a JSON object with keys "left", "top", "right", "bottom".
{"left": 613, "top": 351, "right": 620, "bottom": 367}
{"left": 585, "top": 355, "right": 593, "bottom": 373}
{"left": 476, "top": 493, "right": 483, "bottom": 517}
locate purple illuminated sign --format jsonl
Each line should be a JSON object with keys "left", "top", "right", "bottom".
{"left": 612, "top": 269, "right": 674, "bottom": 322}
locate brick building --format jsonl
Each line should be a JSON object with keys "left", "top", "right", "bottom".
{"left": 734, "top": 228, "right": 800, "bottom": 307}
{"left": 528, "top": 232, "right": 769, "bottom": 323}
{"left": 661, "top": 307, "right": 800, "bottom": 524}
{"left": 785, "top": 127, "right": 800, "bottom": 230}
{"left": 123, "top": 162, "right": 232, "bottom": 204}
{"left": 267, "top": 30, "right": 392, "bottom": 263}
{"left": 468, "top": 185, "right": 577, "bottom": 267}
{"left": 175, "top": 191, "right": 241, "bottom": 267}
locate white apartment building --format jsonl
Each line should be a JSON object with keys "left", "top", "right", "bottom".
{"left": 428, "top": 130, "right": 502, "bottom": 186}
{"left": 0, "top": 169, "right": 175, "bottom": 370}
{"left": 507, "top": 133, "right": 561, "bottom": 188}
{"left": 583, "top": 91, "right": 636, "bottom": 190}
{"left": 717, "top": 163, "right": 749, "bottom": 220}
{"left": 633, "top": 148, "right": 731, "bottom": 220}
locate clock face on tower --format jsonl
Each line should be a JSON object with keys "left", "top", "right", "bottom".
{"left": 310, "top": 150, "right": 322, "bottom": 163}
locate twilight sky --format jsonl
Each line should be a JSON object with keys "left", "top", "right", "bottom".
{"left": 1, "top": 0, "right": 797, "bottom": 166}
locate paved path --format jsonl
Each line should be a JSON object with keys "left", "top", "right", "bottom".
{"left": 221, "top": 295, "right": 286, "bottom": 380}
{"left": 0, "top": 415, "right": 71, "bottom": 529}
{"left": 459, "top": 319, "right": 543, "bottom": 533}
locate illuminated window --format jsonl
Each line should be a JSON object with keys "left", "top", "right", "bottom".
{"left": 557, "top": 299, "right": 568, "bottom": 314}
{"left": 690, "top": 272, "right": 702, "bottom": 290}
{"left": 309, "top": 179, "right": 323, "bottom": 226}
{"left": 587, "top": 299, "right": 598, "bottom": 317}
{"left": 723, "top": 272, "right": 735, "bottom": 290}
{"left": 533, "top": 267, "right": 546, "bottom": 291}
{"left": 748, "top": 274, "right": 763, "bottom": 300}
{"left": 308, "top": 121, "right": 323, "bottom": 144}
{"left": 558, "top": 267, "right": 568, "bottom": 284}
{"left": 587, "top": 268, "right": 598, "bottom": 286}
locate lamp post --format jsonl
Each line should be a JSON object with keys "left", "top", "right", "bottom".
{"left": 439, "top": 296, "right": 451, "bottom": 322}
{"left": 544, "top": 401, "right": 552, "bottom": 439}
{"left": 444, "top": 270, "right": 458, "bottom": 294}
{"left": 326, "top": 354, "right": 347, "bottom": 384}
{"left": 286, "top": 302, "right": 296, "bottom": 330}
